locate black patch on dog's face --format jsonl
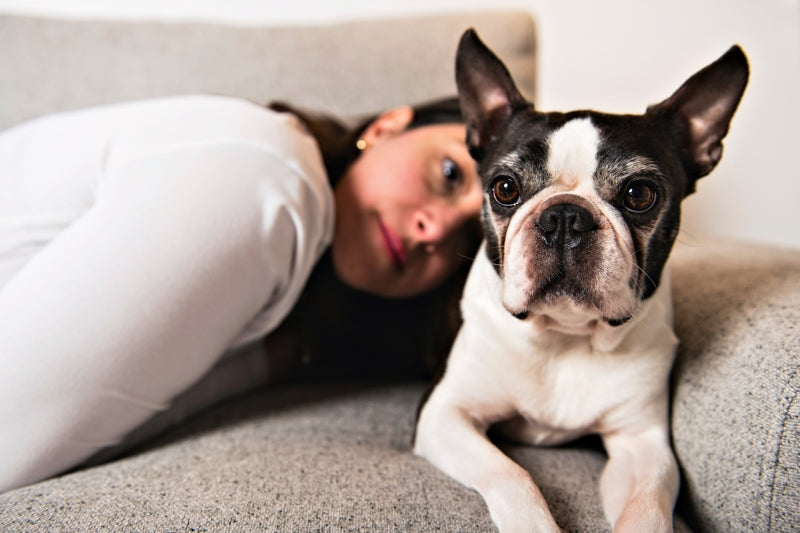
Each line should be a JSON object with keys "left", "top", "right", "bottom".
{"left": 590, "top": 112, "right": 688, "bottom": 299}
{"left": 478, "top": 109, "right": 556, "bottom": 271}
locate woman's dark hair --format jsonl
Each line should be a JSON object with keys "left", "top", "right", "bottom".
{"left": 265, "top": 98, "right": 479, "bottom": 384}
{"left": 269, "top": 97, "right": 464, "bottom": 186}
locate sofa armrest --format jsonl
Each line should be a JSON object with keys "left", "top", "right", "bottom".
{"left": 670, "top": 241, "right": 800, "bottom": 532}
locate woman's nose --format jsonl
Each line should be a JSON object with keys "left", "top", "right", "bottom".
{"left": 411, "top": 206, "right": 453, "bottom": 245}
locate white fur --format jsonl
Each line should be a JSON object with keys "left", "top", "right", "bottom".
{"left": 414, "top": 247, "right": 680, "bottom": 532}
{"left": 546, "top": 118, "right": 600, "bottom": 191}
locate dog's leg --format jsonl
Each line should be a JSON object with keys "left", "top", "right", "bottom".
{"left": 416, "top": 396, "right": 563, "bottom": 533}
{"left": 599, "top": 426, "right": 679, "bottom": 532}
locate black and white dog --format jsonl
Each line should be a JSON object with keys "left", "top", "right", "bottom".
{"left": 414, "top": 30, "right": 748, "bottom": 532}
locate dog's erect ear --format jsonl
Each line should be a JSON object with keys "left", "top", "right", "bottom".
{"left": 647, "top": 45, "right": 749, "bottom": 189}
{"left": 455, "top": 29, "right": 529, "bottom": 157}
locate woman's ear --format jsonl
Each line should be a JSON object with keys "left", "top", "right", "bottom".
{"left": 360, "top": 106, "right": 414, "bottom": 146}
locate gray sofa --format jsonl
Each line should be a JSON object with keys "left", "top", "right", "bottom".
{"left": 1, "top": 11, "right": 798, "bottom": 533}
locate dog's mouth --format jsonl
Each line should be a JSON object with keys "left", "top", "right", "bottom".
{"left": 504, "top": 258, "right": 635, "bottom": 328}
{"left": 499, "top": 195, "right": 640, "bottom": 331}
{"left": 538, "top": 274, "right": 602, "bottom": 313}
{"left": 509, "top": 289, "right": 632, "bottom": 328}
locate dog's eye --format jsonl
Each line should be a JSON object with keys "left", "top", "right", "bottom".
{"left": 623, "top": 180, "right": 657, "bottom": 213}
{"left": 491, "top": 176, "right": 520, "bottom": 206}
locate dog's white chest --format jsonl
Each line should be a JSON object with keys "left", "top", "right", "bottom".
{"left": 439, "top": 249, "right": 678, "bottom": 444}
{"left": 458, "top": 325, "right": 625, "bottom": 443}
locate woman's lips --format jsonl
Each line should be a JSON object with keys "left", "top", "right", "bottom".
{"left": 377, "top": 218, "right": 407, "bottom": 270}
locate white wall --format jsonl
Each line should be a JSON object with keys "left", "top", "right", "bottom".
{"left": 2, "top": 0, "right": 799, "bottom": 249}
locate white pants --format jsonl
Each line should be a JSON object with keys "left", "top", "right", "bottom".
{"left": 0, "top": 96, "right": 333, "bottom": 492}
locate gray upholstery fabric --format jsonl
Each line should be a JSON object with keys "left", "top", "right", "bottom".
{"left": 0, "top": 11, "right": 536, "bottom": 131}
{"left": 671, "top": 242, "right": 800, "bottom": 533}
{"left": 0, "top": 383, "right": 692, "bottom": 532}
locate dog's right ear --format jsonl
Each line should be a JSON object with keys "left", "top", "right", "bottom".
{"left": 455, "top": 29, "right": 529, "bottom": 158}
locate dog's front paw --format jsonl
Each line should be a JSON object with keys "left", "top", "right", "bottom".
{"left": 612, "top": 502, "right": 672, "bottom": 533}
{"left": 491, "top": 513, "right": 564, "bottom": 533}
{"left": 483, "top": 478, "right": 564, "bottom": 533}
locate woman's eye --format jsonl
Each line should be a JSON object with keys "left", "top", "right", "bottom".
{"left": 491, "top": 176, "right": 520, "bottom": 206}
{"left": 442, "top": 157, "right": 462, "bottom": 188}
{"left": 623, "top": 180, "right": 658, "bottom": 213}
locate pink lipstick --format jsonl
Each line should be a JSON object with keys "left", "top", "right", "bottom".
{"left": 378, "top": 218, "right": 407, "bottom": 270}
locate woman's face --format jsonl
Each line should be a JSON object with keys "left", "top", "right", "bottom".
{"left": 332, "top": 106, "right": 483, "bottom": 298}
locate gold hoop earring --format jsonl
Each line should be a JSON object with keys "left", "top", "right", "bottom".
{"left": 356, "top": 138, "right": 368, "bottom": 151}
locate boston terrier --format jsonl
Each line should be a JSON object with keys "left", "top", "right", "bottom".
{"left": 414, "top": 29, "right": 748, "bottom": 532}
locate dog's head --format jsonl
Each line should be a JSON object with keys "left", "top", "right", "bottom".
{"left": 456, "top": 30, "right": 748, "bottom": 330}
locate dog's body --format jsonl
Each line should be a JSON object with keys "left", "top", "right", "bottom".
{"left": 414, "top": 30, "right": 748, "bottom": 532}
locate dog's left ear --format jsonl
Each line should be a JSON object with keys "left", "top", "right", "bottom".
{"left": 455, "top": 29, "right": 530, "bottom": 159}
{"left": 647, "top": 45, "right": 749, "bottom": 190}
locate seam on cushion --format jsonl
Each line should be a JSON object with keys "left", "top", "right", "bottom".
{"left": 769, "top": 360, "right": 798, "bottom": 531}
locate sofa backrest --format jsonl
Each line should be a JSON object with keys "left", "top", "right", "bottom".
{"left": 0, "top": 11, "right": 536, "bottom": 130}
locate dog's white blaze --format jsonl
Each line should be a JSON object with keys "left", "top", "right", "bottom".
{"left": 546, "top": 118, "right": 600, "bottom": 189}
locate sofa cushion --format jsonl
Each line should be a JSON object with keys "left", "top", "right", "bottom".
{"left": 0, "top": 11, "right": 537, "bottom": 131}
{"left": 0, "top": 381, "right": 693, "bottom": 532}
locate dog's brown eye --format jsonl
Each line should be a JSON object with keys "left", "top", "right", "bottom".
{"left": 491, "top": 176, "right": 520, "bottom": 206}
{"left": 623, "top": 181, "right": 657, "bottom": 213}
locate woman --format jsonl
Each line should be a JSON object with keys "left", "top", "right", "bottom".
{"left": 0, "top": 94, "right": 483, "bottom": 492}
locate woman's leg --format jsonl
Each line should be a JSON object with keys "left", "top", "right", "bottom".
{"left": 79, "top": 342, "right": 272, "bottom": 469}
{"left": 0, "top": 144, "right": 308, "bottom": 491}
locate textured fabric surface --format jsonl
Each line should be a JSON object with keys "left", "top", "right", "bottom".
{"left": 0, "top": 382, "right": 692, "bottom": 532}
{"left": 671, "top": 241, "right": 800, "bottom": 533}
{"left": 0, "top": 11, "right": 537, "bottom": 131}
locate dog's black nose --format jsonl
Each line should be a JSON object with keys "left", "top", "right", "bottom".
{"left": 538, "top": 204, "right": 596, "bottom": 248}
